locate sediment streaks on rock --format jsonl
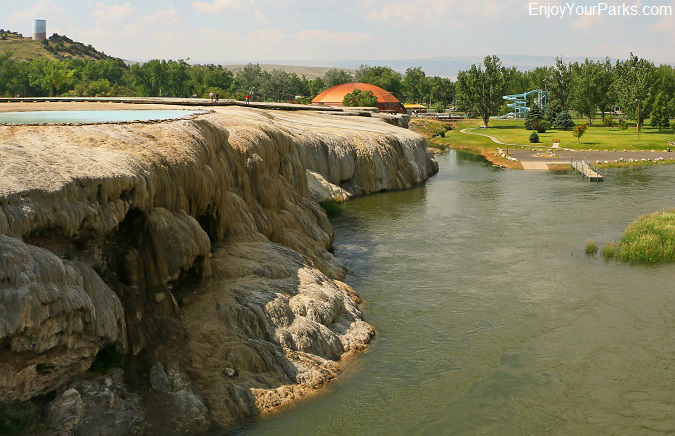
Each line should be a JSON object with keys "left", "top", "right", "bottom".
{"left": 0, "top": 106, "right": 436, "bottom": 428}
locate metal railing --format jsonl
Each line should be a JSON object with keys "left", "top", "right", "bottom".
{"left": 571, "top": 156, "right": 604, "bottom": 181}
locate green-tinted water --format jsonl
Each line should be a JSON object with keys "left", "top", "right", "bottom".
{"left": 242, "top": 151, "right": 675, "bottom": 434}
{"left": 0, "top": 110, "right": 204, "bottom": 124}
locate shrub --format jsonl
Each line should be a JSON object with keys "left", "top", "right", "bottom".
{"left": 618, "top": 119, "right": 628, "bottom": 131}
{"left": 602, "top": 114, "right": 615, "bottom": 127}
{"left": 319, "top": 199, "right": 343, "bottom": 217}
{"left": 671, "top": 120, "right": 675, "bottom": 133}
{"left": 554, "top": 111, "right": 576, "bottom": 130}
{"left": 537, "top": 120, "right": 550, "bottom": 133}
{"left": 529, "top": 131, "right": 539, "bottom": 143}
{"left": 602, "top": 242, "right": 617, "bottom": 259}
{"left": 585, "top": 239, "right": 598, "bottom": 255}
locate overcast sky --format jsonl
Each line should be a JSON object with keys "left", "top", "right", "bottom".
{"left": 2, "top": 0, "right": 673, "bottom": 63}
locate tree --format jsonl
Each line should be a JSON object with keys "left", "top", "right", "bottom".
{"left": 130, "top": 59, "right": 169, "bottom": 96}
{"left": 650, "top": 92, "right": 670, "bottom": 131}
{"left": 0, "top": 52, "right": 16, "bottom": 96}
{"left": 554, "top": 110, "right": 575, "bottom": 130}
{"left": 525, "top": 104, "right": 542, "bottom": 130}
{"left": 307, "top": 77, "right": 325, "bottom": 98}
{"left": 29, "top": 58, "right": 75, "bottom": 96}
{"left": 569, "top": 58, "right": 616, "bottom": 125}
{"left": 529, "top": 131, "right": 539, "bottom": 143}
{"left": 234, "top": 63, "right": 265, "bottom": 97}
{"left": 167, "top": 59, "right": 190, "bottom": 97}
{"left": 342, "top": 89, "right": 378, "bottom": 107}
{"left": 548, "top": 57, "right": 573, "bottom": 111}
{"left": 455, "top": 55, "right": 508, "bottom": 128}
{"left": 429, "top": 76, "right": 454, "bottom": 110}
{"left": 570, "top": 60, "right": 599, "bottom": 124}
{"left": 614, "top": 53, "right": 656, "bottom": 128}
{"left": 572, "top": 123, "right": 588, "bottom": 143}
{"left": 354, "top": 65, "right": 403, "bottom": 97}
{"left": 403, "top": 66, "right": 426, "bottom": 103}
{"left": 323, "top": 68, "right": 352, "bottom": 88}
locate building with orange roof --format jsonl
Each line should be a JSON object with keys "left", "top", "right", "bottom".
{"left": 312, "top": 83, "right": 406, "bottom": 113}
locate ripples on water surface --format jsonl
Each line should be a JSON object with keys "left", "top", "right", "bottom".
{"left": 240, "top": 151, "right": 675, "bottom": 435}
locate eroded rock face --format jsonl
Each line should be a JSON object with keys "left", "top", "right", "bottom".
{"left": 0, "top": 235, "right": 125, "bottom": 401}
{"left": 46, "top": 369, "right": 146, "bottom": 436}
{"left": 182, "top": 241, "right": 374, "bottom": 424}
{"left": 0, "top": 107, "right": 437, "bottom": 429}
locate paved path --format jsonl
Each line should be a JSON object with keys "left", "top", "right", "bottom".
{"left": 520, "top": 161, "right": 553, "bottom": 170}
{"left": 460, "top": 128, "right": 518, "bottom": 146}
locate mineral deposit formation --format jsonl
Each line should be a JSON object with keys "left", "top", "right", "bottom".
{"left": 0, "top": 106, "right": 437, "bottom": 433}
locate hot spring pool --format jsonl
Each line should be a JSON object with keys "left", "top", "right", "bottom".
{"left": 0, "top": 110, "right": 206, "bottom": 125}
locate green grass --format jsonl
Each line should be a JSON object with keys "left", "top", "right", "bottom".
{"left": 0, "top": 39, "right": 55, "bottom": 61}
{"left": 438, "top": 118, "right": 675, "bottom": 152}
{"left": 585, "top": 239, "right": 598, "bottom": 255}
{"left": 602, "top": 209, "right": 675, "bottom": 263}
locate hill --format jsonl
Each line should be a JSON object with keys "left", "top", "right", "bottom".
{"left": 0, "top": 30, "right": 119, "bottom": 63}
{"left": 221, "top": 64, "right": 345, "bottom": 79}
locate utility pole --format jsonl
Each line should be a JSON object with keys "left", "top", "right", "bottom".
{"left": 637, "top": 100, "right": 641, "bottom": 141}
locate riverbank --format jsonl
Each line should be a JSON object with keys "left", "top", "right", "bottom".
{"left": 421, "top": 118, "right": 675, "bottom": 171}
{"left": 0, "top": 104, "right": 437, "bottom": 433}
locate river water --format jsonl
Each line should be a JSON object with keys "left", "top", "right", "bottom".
{"left": 241, "top": 151, "right": 675, "bottom": 435}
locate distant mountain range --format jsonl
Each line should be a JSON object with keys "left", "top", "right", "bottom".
{"left": 206, "top": 54, "right": 674, "bottom": 79}
{"left": 4, "top": 29, "right": 670, "bottom": 80}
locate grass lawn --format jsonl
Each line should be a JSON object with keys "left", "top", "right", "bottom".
{"left": 438, "top": 118, "right": 675, "bottom": 152}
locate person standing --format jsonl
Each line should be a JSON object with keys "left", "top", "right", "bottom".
{"left": 209, "top": 91, "right": 214, "bottom": 103}
{"left": 215, "top": 93, "right": 219, "bottom": 102}
{"left": 245, "top": 95, "right": 250, "bottom": 104}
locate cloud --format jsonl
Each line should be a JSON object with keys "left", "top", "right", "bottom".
{"left": 145, "top": 4, "right": 180, "bottom": 25}
{"left": 91, "top": 2, "right": 133, "bottom": 22}
{"left": 360, "top": 0, "right": 518, "bottom": 26}
{"left": 6, "top": 0, "right": 66, "bottom": 27}
{"left": 192, "top": 0, "right": 245, "bottom": 14}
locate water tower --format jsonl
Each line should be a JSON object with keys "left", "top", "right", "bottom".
{"left": 33, "top": 18, "right": 46, "bottom": 41}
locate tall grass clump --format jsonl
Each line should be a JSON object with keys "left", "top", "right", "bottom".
{"left": 319, "top": 198, "right": 343, "bottom": 218}
{"left": 585, "top": 239, "right": 598, "bottom": 255}
{"left": 603, "top": 209, "right": 675, "bottom": 263}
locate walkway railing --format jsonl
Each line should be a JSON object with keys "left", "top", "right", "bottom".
{"left": 571, "top": 157, "right": 604, "bottom": 181}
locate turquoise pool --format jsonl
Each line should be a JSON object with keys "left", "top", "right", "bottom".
{"left": 0, "top": 110, "right": 206, "bottom": 125}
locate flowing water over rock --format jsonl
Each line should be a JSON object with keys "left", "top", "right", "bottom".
{"left": 241, "top": 151, "right": 675, "bottom": 434}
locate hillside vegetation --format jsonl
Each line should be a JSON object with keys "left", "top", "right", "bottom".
{"left": 0, "top": 30, "right": 118, "bottom": 62}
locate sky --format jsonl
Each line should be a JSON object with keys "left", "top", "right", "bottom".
{"left": 1, "top": 0, "right": 673, "bottom": 64}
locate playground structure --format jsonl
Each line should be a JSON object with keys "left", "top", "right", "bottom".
{"left": 503, "top": 89, "right": 548, "bottom": 119}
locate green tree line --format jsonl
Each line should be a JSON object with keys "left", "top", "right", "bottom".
{"left": 0, "top": 53, "right": 672, "bottom": 126}
{"left": 456, "top": 54, "right": 674, "bottom": 128}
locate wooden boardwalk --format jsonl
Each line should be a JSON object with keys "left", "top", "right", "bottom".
{"left": 571, "top": 157, "right": 604, "bottom": 181}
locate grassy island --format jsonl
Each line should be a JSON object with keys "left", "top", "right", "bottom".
{"left": 602, "top": 209, "right": 675, "bottom": 263}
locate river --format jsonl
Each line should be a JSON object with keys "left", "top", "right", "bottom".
{"left": 239, "top": 151, "right": 675, "bottom": 435}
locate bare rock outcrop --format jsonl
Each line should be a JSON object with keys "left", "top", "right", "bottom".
{"left": 0, "top": 106, "right": 436, "bottom": 430}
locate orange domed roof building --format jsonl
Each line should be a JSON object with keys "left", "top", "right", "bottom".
{"left": 312, "top": 83, "right": 406, "bottom": 113}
